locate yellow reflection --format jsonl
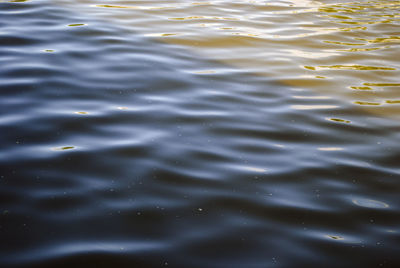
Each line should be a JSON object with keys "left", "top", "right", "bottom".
{"left": 386, "top": 100, "right": 400, "bottom": 104}
{"left": 337, "top": 26, "right": 367, "bottom": 31}
{"left": 52, "top": 146, "right": 75, "bottom": 151}
{"left": 95, "top": 4, "right": 176, "bottom": 10}
{"left": 364, "top": 83, "right": 400, "bottom": 87}
{"left": 350, "top": 86, "right": 373, "bottom": 90}
{"left": 324, "top": 15, "right": 353, "bottom": 20}
{"left": 354, "top": 101, "right": 381, "bottom": 106}
{"left": 55, "top": 0, "right": 400, "bottom": 118}
{"left": 324, "top": 41, "right": 365, "bottom": 46}
{"left": 327, "top": 118, "right": 351, "bottom": 123}
{"left": 310, "top": 65, "right": 395, "bottom": 71}
{"left": 335, "top": 20, "right": 393, "bottom": 25}
{"left": 355, "top": 36, "right": 400, "bottom": 43}
{"left": 95, "top": 5, "right": 134, "bottom": 9}
{"left": 337, "top": 47, "right": 386, "bottom": 52}
{"left": 68, "top": 23, "right": 86, "bottom": 27}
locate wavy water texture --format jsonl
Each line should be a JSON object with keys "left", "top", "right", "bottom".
{"left": 56, "top": 0, "right": 400, "bottom": 117}
{"left": 1, "top": 0, "right": 400, "bottom": 267}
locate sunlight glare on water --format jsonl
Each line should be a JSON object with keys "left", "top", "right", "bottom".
{"left": 57, "top": 0, "right": 400, "bottom": 117}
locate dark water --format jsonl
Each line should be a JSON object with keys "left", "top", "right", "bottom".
{"left": 1, "top": 0, "right": 400, "bottom": 267}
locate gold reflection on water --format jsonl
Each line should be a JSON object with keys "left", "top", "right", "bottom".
{"left": 386, "top": 100, "right": 400, "bottom": 104}
{"left": 68, "top": 23, "right": 86, "bottom": 27}
{"left": 95, "top": 4, "right": 135, "bottom": 9}
{"left": 57, "top": 0, "right": 400, "bottom": 117}
{"left": 354, "top": 101, "right": 381, "bottom": 106}
{"left": 363, "top": 83, "right": 400, "bottom": 87}
{"left": 95, "top": 4, "right": 177, "bottom": 10}
{"left": 350, "top": 86, "right": 372, "bottom": 90}
{"left": 324, "top": 40, "right": 366, "bottom": 46}
{"left": 355, "top": 36, "right": 400, "bottom": 43}
{"left": 327, "top": 118, "right": 351, "bottom": 123}
{"left": 337, "top": 47, "right": 386, "bottom": 52}
{"left": 308, "top": 65, "right": 396, "bottom": 71}
{"left": 52, "top": 146, "right": 75, "bottom": 151}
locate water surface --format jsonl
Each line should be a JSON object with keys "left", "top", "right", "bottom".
{"left": 1, "top": 0, "right": 400, "bottom": 267}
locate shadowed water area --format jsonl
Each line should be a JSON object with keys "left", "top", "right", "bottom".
{"left": 1, "top": 0, "right": 400, "bottom": 267}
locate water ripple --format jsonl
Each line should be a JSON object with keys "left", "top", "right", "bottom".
{"left": 1, "top": 0, "right": 400, "bottom": 267}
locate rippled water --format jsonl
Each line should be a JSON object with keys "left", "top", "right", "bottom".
{"left": 1, "top": 0, "right": 400, "bottom": 267}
